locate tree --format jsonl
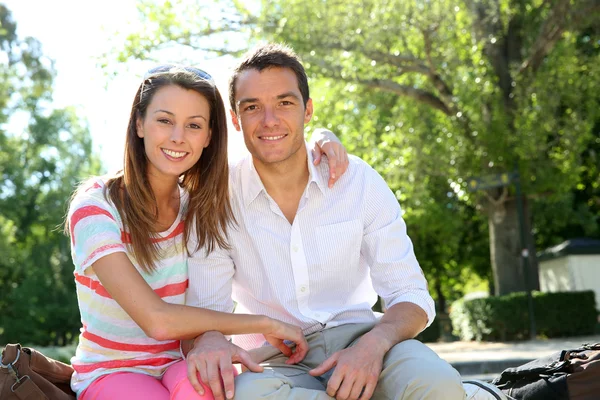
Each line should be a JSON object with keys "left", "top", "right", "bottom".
{"left": 108, "top": 0, "right": 600, "bottom": 296}
{"left": 0, "top": 4, "right": 101, "bottom": 345}
{"left": 530, "top": 23, "right": 600, "bottom": 251}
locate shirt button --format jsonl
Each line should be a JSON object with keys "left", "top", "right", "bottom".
{"left": 300, "top": 286, "right": 307, "bottom": 293}
{"left": 292, "top": 245, "right": 299, "bottom": 252}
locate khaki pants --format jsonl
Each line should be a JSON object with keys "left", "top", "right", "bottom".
{"left": 234, "top": 323, "right": 465, "bottom": 400}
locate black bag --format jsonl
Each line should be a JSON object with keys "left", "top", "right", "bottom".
{"left": 492, "top": 342, "right": 600, "bottom": 400}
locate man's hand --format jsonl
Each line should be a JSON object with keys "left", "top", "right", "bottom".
{"left": 310, "top": 128, "right": 349, "bottom": 188}
{"left": 186, "top": 331, "right": 263, "bottom": 400}
{"left": 309, "top": 336, "right": 386, "bottom": 400}
{"left": 310, "top": 302, "right": 427, "bottom": 399}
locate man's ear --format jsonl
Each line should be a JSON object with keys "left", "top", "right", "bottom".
{"left": 230, "top": 109, "right": 241, "bottom": 131}
{"left": 304, "top": 98, "right": 314, "bottom": 124}
{"left": 136, "top": 117, "right": 144, "bottom": 138}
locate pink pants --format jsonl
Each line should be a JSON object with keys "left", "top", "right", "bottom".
{"left": 79, "top": 360, "right": 214, "bottom": 400}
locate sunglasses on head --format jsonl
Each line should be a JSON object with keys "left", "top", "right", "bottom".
{"left": 143, "top": 64, "right": 215, "bottom": 84}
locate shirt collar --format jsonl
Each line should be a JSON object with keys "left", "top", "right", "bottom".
{"left": 241, "top": 143, "right": 327, "bottom": 207}
{"left": 241, "top": 155, "right": 265, "bottom": 207}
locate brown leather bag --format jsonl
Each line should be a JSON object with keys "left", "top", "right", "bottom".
{"left": 1, "top": 343, "right": 76, "bottom": 400}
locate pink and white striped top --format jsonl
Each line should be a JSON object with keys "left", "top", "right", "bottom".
{"left": 67, "top": 177, "right": 188, "bottom": 395}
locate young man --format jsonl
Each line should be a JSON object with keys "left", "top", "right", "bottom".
{"left": 186, "top": 43, "right": 465, "bottom": 400}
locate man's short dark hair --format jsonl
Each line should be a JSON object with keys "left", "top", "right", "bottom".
{"left": 229, "top": 43, "right": 310, "bottom": 112}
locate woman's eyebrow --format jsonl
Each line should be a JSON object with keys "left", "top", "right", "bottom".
{"left": 154, "top": 109, "right": 207, "bottom": 122}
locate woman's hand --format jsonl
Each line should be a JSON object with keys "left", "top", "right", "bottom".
{"left": 310, "top": 128, "right": 349, "bottom": 188}
{"left": 262, "top": 318, "right": 309, "bottom": 364}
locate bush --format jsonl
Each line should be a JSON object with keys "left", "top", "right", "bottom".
{"left": 450, "top": 291, "right": 597, "bottom": 341}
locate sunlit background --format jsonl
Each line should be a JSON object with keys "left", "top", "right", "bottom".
{"left": 5, "top": 0, "right": 248, "bottom": 172}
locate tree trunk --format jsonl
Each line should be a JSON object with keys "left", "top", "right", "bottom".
{"left": 488, "top": 198, "right": 526, "bottom": 295}
{"left": 488, "top": 197, "right": 540, "bottom": 295}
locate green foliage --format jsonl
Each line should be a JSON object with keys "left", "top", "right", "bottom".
{"left": 450, "top": 291, "right": 598, "bottom": 341}
{"left": 0, "top": 4, "right": 101, "bottom": 346}
{"left": 105, "top": 0, "right": 600, "bottom": 300}
{"left": 33, "top": 344, "right": 77, "bottom": 364}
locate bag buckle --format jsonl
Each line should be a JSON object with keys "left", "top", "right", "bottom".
{"left": 11, "top": 374, "right": 32, "bottom": 392}
{"left": 0, "top": 347, "right": 21, "bottom": 369}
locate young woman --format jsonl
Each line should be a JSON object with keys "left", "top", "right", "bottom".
{"left": 65, "top": 65, "right": 347, "bottom": 399}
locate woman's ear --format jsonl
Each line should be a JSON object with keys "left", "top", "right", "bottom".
{"left": 204, "top": 129, "right": 211, "bottom": 148}
{"left": 136, "top": 117, "right": 144, "bottom": 138}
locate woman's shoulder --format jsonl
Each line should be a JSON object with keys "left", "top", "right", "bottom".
{"left": 68, "top": 175, "right": 117, "bottom": 215}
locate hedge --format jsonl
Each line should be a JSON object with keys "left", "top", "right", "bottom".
{"left": 450, "top": 290, "right": 597, "bottom": 341}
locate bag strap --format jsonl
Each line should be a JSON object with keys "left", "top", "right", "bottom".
{"left": 462, "top": 380, "right": 506, "bottom": 400}
{"left": 12, "top": 375, "right": 49, "bottom": 400}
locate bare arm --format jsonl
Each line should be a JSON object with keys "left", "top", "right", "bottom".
{"left": 354, "top": 302, "right": 427, "bottom": 354}
{"left": 93, "top": 252, "right": 303, "bottom": 344}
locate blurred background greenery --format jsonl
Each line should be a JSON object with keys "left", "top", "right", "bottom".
{"left": 1, "top": 0, "right": 598, "bottom": 347}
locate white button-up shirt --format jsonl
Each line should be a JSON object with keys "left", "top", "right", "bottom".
{"left": 187, "top": 149, "right": 435, "bottom": 350}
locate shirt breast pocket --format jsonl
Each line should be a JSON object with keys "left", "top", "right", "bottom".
{"left": 315, "top": 220, "right": 362, "bottom": 271}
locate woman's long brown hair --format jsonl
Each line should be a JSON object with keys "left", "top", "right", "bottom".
{"left": 67, "top": 68, "right": 233, "bottom": 273}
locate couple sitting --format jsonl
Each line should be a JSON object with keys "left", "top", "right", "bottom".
{"left": 66, "top": 43, "right": 466, "bottom": 400}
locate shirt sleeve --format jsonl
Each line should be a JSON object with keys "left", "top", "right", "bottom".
{"left": 68, "top": 187, "right": 126, "bottom": 274}
{"left": 361, "top": 166, "right": 436, "bottom": 328}
{"left": 186, "top": 233, "right": 236, "bottom": 314}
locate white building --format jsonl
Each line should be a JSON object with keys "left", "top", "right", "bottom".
{"left": 538, "top": 238, "right": 600, "bottom": 310}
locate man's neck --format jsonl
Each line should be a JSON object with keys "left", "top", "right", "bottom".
{"left": 253, "top": 149, "right": 310, "bottom": 224}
